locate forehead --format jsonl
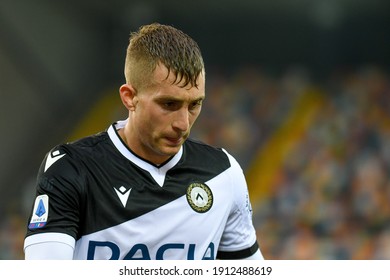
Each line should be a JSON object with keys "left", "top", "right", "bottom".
{"left": 152, "top": 63, "right": 205, "bottom": 93}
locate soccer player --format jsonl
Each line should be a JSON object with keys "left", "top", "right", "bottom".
{"left": 24, "top": 23, "right": 264, "bottom": 260}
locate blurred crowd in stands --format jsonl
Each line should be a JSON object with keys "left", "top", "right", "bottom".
{"left": 1, "top": 64, "right": 390, "bottom": 259}
{"left": 196, "top": 64, "right": 390, "bottom": 259}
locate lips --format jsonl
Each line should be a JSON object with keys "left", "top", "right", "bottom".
{"left": 165, "top": 136, "right": 182, "bottom": 146}
{"left": 164, "top": 133, "right": 188, "bottom": 146}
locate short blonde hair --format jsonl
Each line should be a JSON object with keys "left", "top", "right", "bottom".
{"left": 124, "top": 23, "right": 204, "bottom": 91}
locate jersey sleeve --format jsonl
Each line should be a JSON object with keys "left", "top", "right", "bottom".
{"left": 24, "top": 233, "right": 75, "bottom": 259}
{"left": 24, "top": 145, "right": 85, "bottom": 252}
{"left": 217, "top": 149, "right": 263, "bottom": 259}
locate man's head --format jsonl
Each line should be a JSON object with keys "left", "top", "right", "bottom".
{"left": 120, "top": 23, "right": 206, "bottom": 165}
{"left": 124, "top": 23, "right": 204, "bottom": 91}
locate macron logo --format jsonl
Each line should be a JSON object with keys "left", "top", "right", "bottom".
{"left": 44, "top": 150, "right": 66, "bottom": 172}
{"left": 114, "top": 186, "right": 132, "bottom": 207}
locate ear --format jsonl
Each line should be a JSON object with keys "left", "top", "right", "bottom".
{"left": 119, "top": 84, "right": 138, "bottom": 111}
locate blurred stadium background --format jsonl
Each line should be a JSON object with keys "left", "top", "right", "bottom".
{"left": 1, "top": 0, "right": 390, "bottom": 259}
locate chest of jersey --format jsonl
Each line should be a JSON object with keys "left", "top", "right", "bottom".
{"left": 75, "top": 162, "right": 233, "bottom": 260}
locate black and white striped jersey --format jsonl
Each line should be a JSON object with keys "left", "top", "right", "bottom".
{"left": 24, "top": 120, "right": 260, "bottom": 260}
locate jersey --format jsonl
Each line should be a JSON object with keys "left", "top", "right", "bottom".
{"left": 24, "top": 119, "right": 260, "bottom": 260}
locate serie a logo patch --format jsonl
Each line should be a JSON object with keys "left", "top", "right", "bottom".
{"left": 186, "top": 183, "right": 213, "bottom": 213}
{"left": 28, "top": 194, "right": 49, "bottom": 229}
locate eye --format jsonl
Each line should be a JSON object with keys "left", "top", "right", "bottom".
{"left": 161, "top": 100, "right": 180, "bottom": 111}
{"left": 164, "top": 101, "right": 175, "bottom": 108}
{"left": 189, "top": 100, "right": 203, "bottom": 110}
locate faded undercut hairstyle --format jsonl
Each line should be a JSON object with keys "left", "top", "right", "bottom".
{"left": 124, "top": 23, "right": 205, "bottom": 91}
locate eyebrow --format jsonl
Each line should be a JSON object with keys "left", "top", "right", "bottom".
{"left": 154, "top": 95, "right": 205, "bottom": 103}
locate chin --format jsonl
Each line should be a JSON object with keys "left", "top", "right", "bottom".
{"left": 161, "top": 145, "right": 181, "bottom": 156}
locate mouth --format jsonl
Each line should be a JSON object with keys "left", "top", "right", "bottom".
{"left": 165, "top": 135, "right": 185, "bottom": 146}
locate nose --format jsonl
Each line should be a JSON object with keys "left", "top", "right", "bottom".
{"left": 172, "top": 108, "right": 190, "bottom": 132}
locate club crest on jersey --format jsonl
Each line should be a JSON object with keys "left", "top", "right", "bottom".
{"left": 28, "top": 194, "right": 49, "bottom": 229}
{"left": 186, "top": 183, "right": 213, "bottom": 213}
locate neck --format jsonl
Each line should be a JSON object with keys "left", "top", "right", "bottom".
{"left": 117, "top": 127, "right": 171, "bottom": 165}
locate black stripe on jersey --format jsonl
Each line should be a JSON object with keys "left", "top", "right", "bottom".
{"left": 177, "top": 138, "right": 231, "bottom": 181}
{"left": 216, "top": 241, "right": 259, "bottom": 259}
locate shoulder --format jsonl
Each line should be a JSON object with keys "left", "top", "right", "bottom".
{"left": 39, "top": 131, "right": 110, "bottom": 177}
{"left": 183, "top": 139, "right": 246, "bottom": 178}
{"left": 63, "top": 131, "right": 110, "bottom": 155}
{"left": 47, "top": 132, "right": 111, "bottom": 162}
{"left": 184, "top": 138, "right": 231, "bottom": 168}
{"left": 33, "top": 132, "right": 112, "bottom": 207}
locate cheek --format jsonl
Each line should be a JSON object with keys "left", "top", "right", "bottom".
{"left": 138, "top": 105, "right": 165, "bottom": 132}
{"left": 189, "top": 110, "right": 201, "bottom": 126}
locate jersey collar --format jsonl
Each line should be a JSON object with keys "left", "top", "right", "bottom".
{"left": 107, "top": 119, "right": 183, "bottom": 186}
